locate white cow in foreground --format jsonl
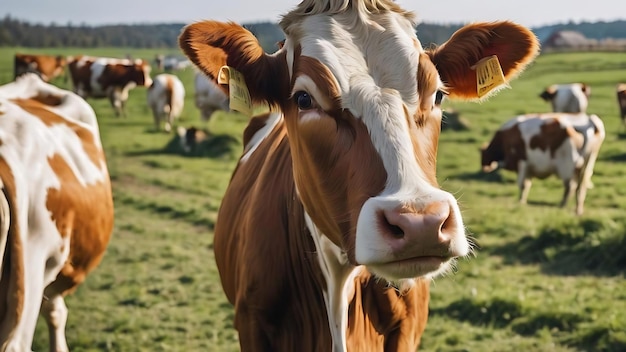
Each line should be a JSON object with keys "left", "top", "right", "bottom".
{"left": 147, "top": 73, "right": 185, "bottom": 132}
{"left": 0, "top": 73, "right": 114, "bottom": 351}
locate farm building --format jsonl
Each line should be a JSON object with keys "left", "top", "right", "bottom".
{"left": 542, "top": 30, "right": 597, "bottom": 50}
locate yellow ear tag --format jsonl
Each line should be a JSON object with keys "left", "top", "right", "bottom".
{"left": 218, "top": 66, "right": 253, "bottom": 116}
{"left": 475, "top": 55, "right": 506, "bottom": 98}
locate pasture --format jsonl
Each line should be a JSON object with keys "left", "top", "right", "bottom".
{"left": 1, "top": 47, "right": 625, "bottom": 351}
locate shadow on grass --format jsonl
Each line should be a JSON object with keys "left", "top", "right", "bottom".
{"left": 412, "top": 296, "right": 626, "bottom": 351}
{"left": 430, "top": 297, "right": 523, "bottom": 328}
{"left": 453, "top": 170, "right": 506, "bottom": 183}
{"left": 492, "top": 217, "right": 626, "bottom": 276}
{"left": 603, "top": 151, "right": 626, "bottom": 162}
{"left": 126, "top": 132, "right": 240, "bottom": 159}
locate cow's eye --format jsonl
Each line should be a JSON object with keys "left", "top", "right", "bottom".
{"left": 435, "top": 90, "right": 446, "bottom": 105}
{"left": 294, "top": 91, "right": 313, "bottom": 110}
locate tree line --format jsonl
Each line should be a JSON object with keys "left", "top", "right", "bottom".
{"left": 1, "top": 15, "right": 625, "bottom": 51}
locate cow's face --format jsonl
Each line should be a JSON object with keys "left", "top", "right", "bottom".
{"left": 180, "top": 0, "right": 539, "bottom": 284}
{"left": 131, "top": 62, "right": 153, "bottom": 87}
{"left": 480, "top": 143, "right": 501, "bottom": 173}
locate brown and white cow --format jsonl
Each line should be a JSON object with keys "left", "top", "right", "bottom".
{"left": 14, "top": 53, "right": 67, "bottom": 82}
{"left": 0, "top": 73, "right": 114, "bottom": 351}
{"left": 617, "top": 83, "right": 626, "bottom": 127}
{"left": 481, "top": 113, "right": 605, "bottom": 215}
{"left": 67, "top": 55, "right": 152, "bottom": 117}
{"left": 179, "top": 0, "right": 539, "bottom": 350}
{"left": 539, "top": 83, "right": 590, "bottom": 113}
{"left": 147, "top": 73, "right": 186, "bottom": 132}
{"left": 193, "top": 72, "right": 229, "bottom": 123}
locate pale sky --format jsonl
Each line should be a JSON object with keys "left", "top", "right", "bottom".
{"left": 3, "top": 0, "right": 625, "bottom": 28}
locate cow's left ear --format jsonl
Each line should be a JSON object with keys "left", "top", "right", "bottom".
{"left": 427, "top": 21, "right": 540, "bottom": 100}
{"left": 179, "top": 21, "right": 289, "bottom": 106}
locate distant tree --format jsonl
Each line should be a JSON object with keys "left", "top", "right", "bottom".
{"left": 0, "top": 16, "right": 624, "bottom": 50}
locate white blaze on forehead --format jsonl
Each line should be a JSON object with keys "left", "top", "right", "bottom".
{"left": 290, "top": 11, "right": 433, "bottom": 194}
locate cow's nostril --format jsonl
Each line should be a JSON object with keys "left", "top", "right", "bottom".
{"left": 381, "top": 211, "right": 405, "bottom": 238}
{"left": 389, "top": 224, "right": 404, "bottom": 238}
{"left": 440, "top": 206, "right": 455, "bottom": 234}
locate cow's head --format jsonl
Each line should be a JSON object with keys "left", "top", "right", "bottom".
{"left": 130, "top": 60, "right": 153, "bottom": 88}
{"left": 480, "top": 141, "right": 504, "bottom": 173}
{"left": 180, "top": 0, "right": 539, "bottom": 284}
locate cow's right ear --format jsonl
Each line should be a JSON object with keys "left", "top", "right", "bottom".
{"left": 178, "top": 21, "right": 289, "bottom": 107}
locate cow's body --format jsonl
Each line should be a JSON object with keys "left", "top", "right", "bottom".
{"left": 193, "top": 72, "right": 229, "bottom": 123}
{"left": 147, "top": 73, "right": 185, "bottom": 132}
{"left": 179, "top": 0, "right": 539, "bottom": 350}
{"left": 0, "top": 73, "right": 114, "bottom": 351}
{"left": 481, "top": 113, "right": 605, "bottom": 215}
{"left": 617, "top": 83, "right": 626, "bottom": 126}
{"left": 67, "top": 56, "right": 152, "bottom": 117}
{"left": 539, "top": 83, "right": 590, "bottom": 113}
{"left": 14, "top": 54, "right": 67, "bottom": 82}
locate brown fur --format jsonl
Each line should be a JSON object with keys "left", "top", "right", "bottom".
{"left": 481, "top": 124, "right": 526, "bottom": 172}
{"left": 0, "top": 158, "right": 25, "bottom": 344}
{"left": 346, "top": 275, "right": 430, "bottom": 351}
{"left": 14, "top": 54, "right": 67, "bottom": 82}
{"left": 44, "top": 154, "right": 113, "bottom": 296}
{"left": 427, "top": 21, "right": 540, "bottom": 101}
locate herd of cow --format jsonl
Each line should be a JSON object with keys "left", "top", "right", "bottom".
{"left": 13, "top": 52, "right": 229, "bottom": 133}
{"left": 0, "top": 1, "right": 623, "bottom": 351}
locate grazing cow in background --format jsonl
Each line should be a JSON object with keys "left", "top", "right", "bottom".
{"left": 481, "top": 113, "right": 605, "bottom": 215}
{"left": 67, "top": 55, "right": 153, "bottom": 117}
{"left": 176, "top": 126, "right": 208, "bottom": 153}
{"left": 539, "top": 83, "right": 590, "bottom": 113}
{"left": 194, "top": 72, "right": 229, "bottom": 123}
{"left": 179, "top": 0, "right": 539, "bottom": 350}
{"left": 617, "top": 84, "right": 626, "bottom": 127}
{"left": 147, "top": 73, "right": 185, "bottom": 132}
{"left": 14, "top": 53, "right": 67, "bottom": 82}
{"left": 0, "top": 74, "right": 114, "bottom": 351}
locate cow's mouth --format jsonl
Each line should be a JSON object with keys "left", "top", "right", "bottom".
{"left": 369, "top": 255, "right": 452, "bottom": 280}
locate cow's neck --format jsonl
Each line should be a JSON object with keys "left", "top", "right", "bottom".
{"left": 305, "top": 213, "right": 361, "bottom": 352}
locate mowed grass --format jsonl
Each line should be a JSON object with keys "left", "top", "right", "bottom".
{"left": 1, "top": 47, "right": 625, "bottom": 351}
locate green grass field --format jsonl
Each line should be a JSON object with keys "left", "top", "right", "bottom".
{"left": 1, "top": 47, "right": 625, "bottom": 352}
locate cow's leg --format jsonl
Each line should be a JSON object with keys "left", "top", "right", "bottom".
{"left": 40, "top": 294, "right": 69, "bottom": 352}
{"left": 165, "top": 110, "right": 173, "bottom": 133}
{"left": 574, "top": 165, "right": 591, "bottom": 216}
{"left": 517, "top": 163, "right": 531, "bottom": 204}
{"left": 1, "top": 249, "right": 53, "bottom": 352}
{"left": 560, "top": 178, "right": 575, "bottom": 208}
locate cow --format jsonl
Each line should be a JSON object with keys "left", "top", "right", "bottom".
{"left": 176, "top": 126, "right": 209, "bottom": 153}
{"left": 147, "top": 73, "right": 185, "bottom": 132}
{"left": 481, "top": 113, "right": 605, "bottom": 215}
{"left": 617, "top": 83, "right": 626, "bottom": 127}
{"left": 193, "top": 72, "right": 229, "bottom": 123}
{"left": 0, "top": 73, "right": 114, "bottom": 351}
{"left": 14, "top": 53, "right": 67, "bottom": 82}
{"left": 67, "top": 55, "right": 153, "bottom": 117}
{"left": 539, "top": 83, "right": 590, "bottom": 113}
{"left": 178, "top": 0, "right": 539, "bottom": 350}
